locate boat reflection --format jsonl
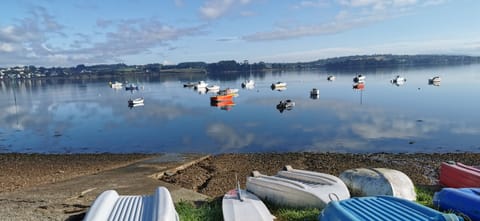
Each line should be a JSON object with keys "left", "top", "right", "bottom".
{"left": 276, "top": 99, "right": 295, "bottom": 113}
{"left": 211, "top": 100, "right": 235, "bottom": 111}
{"left": 353, "top": 82, "right": 365, "bottom": 90}
{"left": 128, "top": 103, "right": 144, "bottom": 109}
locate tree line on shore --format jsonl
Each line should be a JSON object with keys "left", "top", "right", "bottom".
{"left": 1, "top": 54, "right": 479, "bottom": 80}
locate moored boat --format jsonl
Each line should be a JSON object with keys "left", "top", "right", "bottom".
{"left": 109, "top": 81, "right": 123, "bottom": 88}
{"left": 83, "top": 187, "right": 179, "bottom": 221}
{"left": 429, "top": 76, "right": 441, "bottom": 82}
{"left": 391, "top": 75, "right": 406, "bottom": 86}
{"left": 429, "top": 76, "right": 441, "bottom": 86}
{"left": 246, "top": 165, "right": 350, "bottom": 209}
{"left": 206, "top": 85, "right": 220, "bottom": 91}
{"left": 310, "top": 88, "right": 320, "bottom": 96}
{"left": 222, "top": 182, "right": 274, "bottom": 221}
{"left": 433, "top": 188, "right": 480, "bottom": 221}
{"left": 320, "top": 195, "right": 463, "bottom": 221}
{"left": 327, "top": 75, "right": 336, "bottom": 81}
{"left": 242, "top": 80, "right": 255, "bottom": 88}
{"left": 125, "top": 84, "right": 139, "bottom": 91}
{"left": 353, "top": 74, "right": 366, "bottom": 83}
{"left": 339, "top": 168, "right": 416, "bottom": 201}
{"left": 194, "top": 81, "right": 208, "bottom": 89}
{"left": 183, "top": 82, "right": 196, "bottom": 87}
{"left": 211, "top": 94, "right": 234, "bottom": 102}
{"left": 439, "top": 161, "right": 480, "bottom": 188}
{"left": 271, "top": 81, "right": 287, "bottom": 88}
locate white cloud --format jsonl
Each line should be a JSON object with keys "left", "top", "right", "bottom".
{"left": 199, "top": 0, "right": 253, "bottom": 20}
{"left": 206, "top": 123, "right": 255, "bottom": 151}
{"left": 245, "top": 0, "right": 446, "bottom": 41}
{"left": 0, "top": 43, "right": 14, "bottom": 52}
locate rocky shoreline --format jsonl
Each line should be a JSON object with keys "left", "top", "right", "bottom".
{"left": 161, "top": 152, "right": 480, "bottom": 198}
{"left": 1, "top": 152, "right": 479, "bottom": 198}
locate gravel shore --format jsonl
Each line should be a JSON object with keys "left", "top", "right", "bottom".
{"left": 0, "top": 153, "right": 153, "bottom": 193}
{"left": 162, "top": 152, "right": 480, "bottom": 198}
{"left": 1, "top": 152, "right": 479, "bottom": 199}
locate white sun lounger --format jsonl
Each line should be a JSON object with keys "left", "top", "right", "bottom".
{"left": 83, "top": 186, "right": 179, "bottom": 221}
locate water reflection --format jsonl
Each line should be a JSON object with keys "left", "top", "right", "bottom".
{"left": 1, "top": 64, "right": 480, "bottom": 153}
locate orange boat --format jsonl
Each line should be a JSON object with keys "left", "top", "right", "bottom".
{"left": 439, "top": 161, "right": 480, "bottom": 188}
{"left": 210, "top": 94, "right": 234, "bottom": 102}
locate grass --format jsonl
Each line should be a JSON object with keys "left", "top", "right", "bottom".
{"left": 176, "top": 199, "right": 223, "bottom": 221}
{"left": 176, "top": 186, "right": 437, "bottom": 220}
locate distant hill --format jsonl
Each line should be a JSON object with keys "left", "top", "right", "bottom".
{"left": 272, "top": 54, "right": 480, "bottom": 70}
{"left": 1, "top": 54, "right": 479, "bottom": 79}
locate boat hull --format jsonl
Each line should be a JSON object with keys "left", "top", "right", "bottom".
{"left": 84, "top": 187, "right": 179, "bottom": 221}
{"left": 320, "top": 196, "right": 463, "bottom": 221}
{"left": 246, "top": 166, "right": 349, "bottom": 209}
{"left": 433, "top": 188, "right": 480, "bottom": 221}
{"left": 339, "top": 168, "right": 416, "bottom": 201}
{"left": 211, "top": 94, "right": 234, "bottom": 102}
{"left": 222, "top": 189, "right": 274, "bottom": 221}
{"left": 439, "top": 161, "right": 480, "bottom": 188}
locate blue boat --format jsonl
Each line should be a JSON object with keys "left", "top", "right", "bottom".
{"left": 319, "top": 196, "right": 464, "bottom": 221}
{"left": 433, "top": 188, "right": 480, "bottom": 221}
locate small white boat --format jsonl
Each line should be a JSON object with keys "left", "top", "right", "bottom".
{"left": 242, "top": 80, "right": 255, "bottom": 88}
{"left": 194, "top": 81, "right": 208, "bottom": 88}
{"left": 219, "top": 88, "right": 239, "bottom": 96}
{"left": 271, "top": 81, "right": 287, "bottom": 88}
{"left": 339, "top": 168, "right": 416, "bottom": 201}
{"left": 246, "top": 165, "right": 350, "bottom": 209}
{"left": 310, "top": 88, "right": 320, "bottom": 96}
{"left": 128, "top": 97, "right": 144, "bottom": 105}
{"left": 391, "top": 75, "right": 406, "bottom": 83}
{"left": 222, "top": 182, "right": 274, "bottom": 221}
{"left": 83, "top": 187, "right": 179, "bottom": 221}
{"left": 183, "top": 82, "right": 196, "bottom": 87}
{"left": 429, "top": 76, "right": 441, "bottom": 83}
{"left": 353, "top": 74, "right": 366, "bottom": 83}
{"left": 327, "top": 75, "right": 336, "bottom": 81}
{"left": 206, "top": 85, "right": 220, "bottom": 92}
{"left": 109, "top": 81, "right": 123, "bottom": 88}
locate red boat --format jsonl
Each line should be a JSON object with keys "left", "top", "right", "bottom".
{"left": 210, "top": 94, "right": 234, "bottom": 102}
{"left": 439, "top": 161, "right": 480, "bottom": 188}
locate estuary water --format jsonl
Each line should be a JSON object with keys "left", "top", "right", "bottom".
{"left": 1, "top": 64, "right": 479, "bottom": 154}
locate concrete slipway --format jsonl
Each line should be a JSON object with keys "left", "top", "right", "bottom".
{"left": 0, "top": 153, "right": 211, "bottom": 221}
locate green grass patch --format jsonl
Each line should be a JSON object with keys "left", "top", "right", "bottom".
{"left": 415, "top": 185, "right": 437, "bottom": 208}
{"left": 176, "top": 199, "right": 223, "bottom": 221}
{"left": 269, "top": 207, "right": 320, "bottom": 221}
{"left": 176, "top": 186, "right": 438, "bottom": 220}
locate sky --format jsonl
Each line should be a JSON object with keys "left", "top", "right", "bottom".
{"left": 0, "top": 0, "right": 479, "bottom": 67}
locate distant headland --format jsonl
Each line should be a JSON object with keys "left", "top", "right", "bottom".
{"left": 1, "top": 54, "right": 479, "bottom": 80}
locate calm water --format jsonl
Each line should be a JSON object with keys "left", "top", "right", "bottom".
{"left": 1, "top": 65, "right": 480, "bottom": 154}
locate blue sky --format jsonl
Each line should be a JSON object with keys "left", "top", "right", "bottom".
{"left": 0, "top": 0, "right": 479, "bottom": 67}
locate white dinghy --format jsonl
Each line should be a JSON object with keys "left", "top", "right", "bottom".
{"left": 83, "top": 186, "right": 179, "bottom": 221}
{"left": 222, "top": 181, "right": 274, "bottom": 221}
{"left": 339, "top": 168, "right": 416, "bottom": 201}
{"left": 246, "top": 165, "right": 350, "bottom": 209}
